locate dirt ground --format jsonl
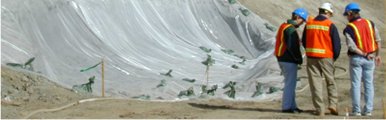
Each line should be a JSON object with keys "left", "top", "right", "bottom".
{"left": 1, "top": 63, "right": 384, "bottom": 119}
{"left": 1, "top": 0, "right": 385, "bottom": 119}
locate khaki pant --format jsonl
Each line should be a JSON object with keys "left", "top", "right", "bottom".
{"left": 307, "top": 57, "right": 338, "bottom": 113}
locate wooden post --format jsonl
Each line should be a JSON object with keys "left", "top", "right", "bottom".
{"left": 101, "top": 58, "right": 105, "bottom": 97}
{"left": 205, "top": 66, "right": 209, "bottom": 86}
{"left": 384, "top": 98, "right": 386, "bottom": 119}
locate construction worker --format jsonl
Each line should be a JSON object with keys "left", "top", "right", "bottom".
{"left": 302, "top": 3, "right": 341, "bottom": 116}
{"left": 274, "top": 8, "right": 308, "bottom": 113}
{"left": 343, "top": 2, "right": 382, "bottom": 116}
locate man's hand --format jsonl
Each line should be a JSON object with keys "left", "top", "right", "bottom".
{"left": 375, "top": 56, "right": 381, "bottom": 66}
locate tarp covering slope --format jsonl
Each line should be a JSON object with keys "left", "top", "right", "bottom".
{"left": 1, "top": 0, "right": 283, "bottom": 100}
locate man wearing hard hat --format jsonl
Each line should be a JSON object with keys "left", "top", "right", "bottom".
{"left": 343, "top": 2, "right": 382, "bottom": 117}
{"left": 274, "top": 8, "right": 308, "bottom": 114}
{"left": 302, "top": 3, "right": 341, "bottom": 116}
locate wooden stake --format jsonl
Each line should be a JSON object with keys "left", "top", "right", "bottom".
{"left": 384, "top": 98, "right": 386, "bottom": 119}
{"left": 101, "top": 58, "right": 105, "bottom": 97}
{"left": 205, "top": 66, "right": 209, "bottom": 86}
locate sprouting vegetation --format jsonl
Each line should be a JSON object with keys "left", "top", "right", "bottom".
{"left": 72, "top": 76, "right": 95, "bottom": 94}
{"left": 160, "top": 69, "right": 173, "bottom": 77}
{"left": 132, "top": 94, "right": 151, "bottom": 100}
{"left": 202, "top": 55, "right": 215, "bottom": 66}
{"left": 221, "top": 49, "right": 234, "bottom": 54}
{"left": 80, "top": 62, "right": 101, "bottom": 72}
{"left": 233, "top": 55, "right": 247, "bottom": 65}
{"left": 265, "top": 23, "right": 277, "bottom": 32}
{"left": 239, "top": 8, "right": 250, "bottom": 16}
{"left": 6, "top": 57, "right": 35, "bottom": 71}
{"left": 223, "top": 81, "right": 236, "bottom": 98}
{"left": 178, "top": 87, "right": 195, "bottom": 98}
{"left": 231, "top": 64, "right": 239, "bottom": 69}
{"left": 228, "top": 0, "right": 236, "bottom": 4}
{"left": 182, "top": 78, "right": 196, "bottom": 83}
{"left": 268, "top": 86, "right": 281, "bottom": 94}
{"left": 199, "top": 46, "right": 212, "bottom": 53}
{"left": 251, "top": 82, "right": 264, "bottom": 97}
{"left": 238, "top": 57, "right": 246, "bottom": 65}
{"left": 156, "top": 79, "right": 166, "bottom": 88}
{"left": 201, "top": 84, "right": 218, "bottom": 96}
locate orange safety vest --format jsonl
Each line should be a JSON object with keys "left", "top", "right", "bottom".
{"left": 347, "top": 18, "right": 377, "bottom": 53}
{"left": 305, "top": 18, "right": 333, "bottom": 58}
{"left": 274, "top": 23, "right": 292, "bottom": 57}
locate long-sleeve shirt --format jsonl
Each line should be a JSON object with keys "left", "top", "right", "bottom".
{"left": 302, "top": 15, "right": 341, "bottom": 60}
{"left": 276, "top": 19, "right": 303, "bottom": 64}
{"left": 343, "top": 16, "right": 382, "bottom": 56}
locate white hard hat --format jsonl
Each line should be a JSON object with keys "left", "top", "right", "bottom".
{"left": 319, "top": 2, "right": 334, "bottom": 13}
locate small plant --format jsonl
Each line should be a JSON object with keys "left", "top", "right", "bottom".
{"left": 182, "top": 78, "right": 196, "bottom": 83}
{"left": 199, "top": 46, "right": 212, "bottom": 53}
{"left": 268, "top": 86, "right": 281, "bottom": 94}
{"left": 160, "top": 69, "right": 173, "bottom": 77}
{"left": 202, "top": 55, "right": 215, "bottom": 66}
{"left": 223, "top": 81, "right": 236, "bottom": 99}
{"left": 201, "top": 85, "right": 218, "bottom": 96}
{"left": 72, "top": 76, "right": 95, "bottom": 94}
{"left": 202, "top": 55, "right": 215, "bottom": 86}
{"left": 178, "top": 87, "right": 195, "bottom": 98}
{"left": 233, "top": 55, "right": 247, "bottom": 65}
{"left": 239, "top": 58, "right": 246, "bottom": 65}
{"left": 156, "top": 79, "right": 166, "bottom": 88}
{"left": 77, "top": 61, "right": 103, "bottom": 96}
{"left": 207, "top": 85, "right": 218, "bottom": 96}
{"left": 231, "top": 64, "right": 239, "bottom": 69}
{"left": 223, "top": 81, "right": 236, "bottom": 89}
{"left": 221, "top": 49, "right": 234, "bottom": 54}
{"left": 239, "top": 8, "right": 250, "bottom": 16}
{"left": 265, "top": 23, "right": 277, "bottom": 32}
{"left": 6, "top": 57, "right": 35, "bottom": 71}
{"left": 80, "top": 62, "right": 101, "bottom": 72}
{"left": 238, "top": 56, "right": 246, "bottom": 65}
{"left": 251, "top": 82, "right": 264, "bottom": 97}
{"left": 132, "top": 94, "right": 150, "bottom": 100}
{"left": 228, "top": 0, "right": 236, "bottom": 4}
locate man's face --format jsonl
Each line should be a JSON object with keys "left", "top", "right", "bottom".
{"left": 345, "top": 12, "right": 353, "bottom": 21}
{"left": 327, "top": 12, "right": 333, "bottom": 18}
{"left": 345, "top": 15, "right": 350, "bottom": 21}
{"left": 295, "top": 17, "right": 305, "bottom": 28}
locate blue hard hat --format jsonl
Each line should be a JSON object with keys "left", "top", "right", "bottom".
{"left": 344, "top": 2, "right": 360, "bottom": 16}
{"left": 293, "top": 8, "right": 308, "bottom": 21}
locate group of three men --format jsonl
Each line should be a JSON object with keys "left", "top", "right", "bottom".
{"left": 274, "top": 2, "right": 382, "bottom": 116}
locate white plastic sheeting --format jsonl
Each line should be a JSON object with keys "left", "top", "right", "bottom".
{"left": 1, "top": 0, "right": 283, "bottom": 100}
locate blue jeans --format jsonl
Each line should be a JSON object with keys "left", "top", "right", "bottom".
{"left": 279, "top": 62, "right": 299, "bottom": 110}
{"left": 350, "top": 55, "right": 375, "bottom": 113}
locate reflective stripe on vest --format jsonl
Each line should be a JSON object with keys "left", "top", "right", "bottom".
{"left": 306, "top": 25, "right": 329, "bottom": 31}
{"left": 274, "top": 23, "right": 292, "bottom": 57}
{"left": 366, "top": 20, "right": 376, "bottom": 51}
{"left": 347, "top": 18, "right": 377, "bottom": 53}
{"left": 305, "top": 48, "right": 325, "bottom": 54}
{"left": 305, "top": 18, "right": 334, "bottom": 58}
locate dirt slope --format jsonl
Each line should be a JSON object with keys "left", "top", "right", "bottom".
{"left": 1, "top": 66, "right": 88, "bottom": 118}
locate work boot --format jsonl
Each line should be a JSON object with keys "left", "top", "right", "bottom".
{"left": 350, "top": 112, "right": 361, "bottom": 116}
{"left": 282, "top": 108, "right": 303, "bottom": 113}
{"left": 328, "top": 107, "right": 339, "bottom": 116}
{"left": 313, "top": 111, "right": 325, "bottom": 117}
